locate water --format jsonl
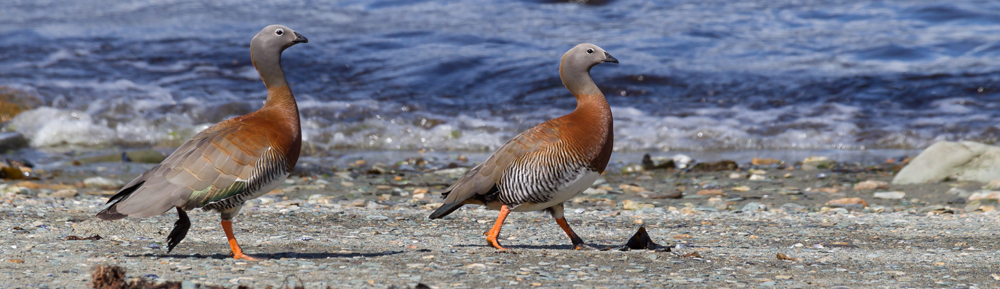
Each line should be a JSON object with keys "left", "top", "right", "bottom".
{"left": 2, "top": 0, "right": 1000, "bottom": 165}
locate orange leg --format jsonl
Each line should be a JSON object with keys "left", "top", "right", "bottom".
{"left": 485, "top": 204, "right": 511, "bottom": 250}
{"left": 550, "top": 204, "right": 593, "bottom": 250}
{"left": 555, "top": 217, "right": 591, "bottom": 250}
{"left": 221, "top": 220, "right": 259, "bottom": 260}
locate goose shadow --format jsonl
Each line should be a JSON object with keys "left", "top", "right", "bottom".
{"left": 125, "top": 250, "right": 404, "bottom": 260}
{"left": 453, "top": 243, "right": 617, "bottom": 251}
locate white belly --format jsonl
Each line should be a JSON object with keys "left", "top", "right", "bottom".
{"left": 512, "top": 171, "right": 600, "bottom": 212}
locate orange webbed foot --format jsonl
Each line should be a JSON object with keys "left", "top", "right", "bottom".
{"left": 487, "top": 237, "right": 508, "bottom": 251}
{"left": 232, "top": 252, "right": 261, "bottom": 261}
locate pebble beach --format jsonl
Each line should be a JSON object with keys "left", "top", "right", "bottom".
{"left": 2, "top": 155, "right": 1000, "bottom": 288}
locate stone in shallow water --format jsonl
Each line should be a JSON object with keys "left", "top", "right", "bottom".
{"left": 801, "top": 156, "right": 835, "bottom": 170}
{"left": 752, "top": 158, "right": 781, "bottom": 166}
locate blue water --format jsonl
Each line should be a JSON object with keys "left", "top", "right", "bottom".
{"left": 2, "top": 0, "right": 1000, "bottom": 163}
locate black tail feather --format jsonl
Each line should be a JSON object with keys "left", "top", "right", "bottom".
{"left": 428, "top": 202, "right": 465, "bottom": 219}
{"left": 166, "top": 207, "right": 191, "bottom": 253}
{"left": 95, "top": 181, "right": 145, "bottom": 221}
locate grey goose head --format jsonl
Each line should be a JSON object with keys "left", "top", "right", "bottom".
{"left": 559, "top": 43, "right": 617, "bottom": 96}
{"left": 251, "top": 25, "right": 308, "bottom": 89}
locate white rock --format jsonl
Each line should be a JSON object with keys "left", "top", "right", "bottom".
{"left": 986, "top": 180, "right": 1000, "bottom": 190}
{"left": 968, "top": 191, "right": 1000, "bottom": 201}
{"left": 802, "top": 156, "right": 829, "bottom": 165}
{"left": 873, "top": 191, "right": 905, "bottom": 200}
{"left": 801, "top": 156, "right": 834, "bottom": 170}
{"left": 49, "top": 189, "right": 78, "bottom": 198}
{"left": 947, "top": 187, "right": 972, "bottom": 198}
{"left": 853, "top": 180, "right": 889, "bottom": 191}
{"left": 334, "top": 171, "right": 353, "bottom": 180}
{"left": 273, "top": 200, "right": 301, "bottom": 208}
{"left": 434, "top": 167, "right": 469, "bottom": 178}
{"left": 582, "top": 188, "right": 607, "bottom": 195}
{"left": 671, "top": 154, "right": 693, "bottom": 169}
{"left": 83, "top": 177, "right": 124, "bottom": 190}
{"left": 893, "top": 141, "right": 1000, "bottom": 184}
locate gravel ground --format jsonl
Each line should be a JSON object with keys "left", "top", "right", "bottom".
{"left": 2, "top": 157, "right": 1000, "bottom": 288}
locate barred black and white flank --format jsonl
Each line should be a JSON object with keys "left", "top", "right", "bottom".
{"left": 429, "top": 43, "right": 619, "bottom": 250}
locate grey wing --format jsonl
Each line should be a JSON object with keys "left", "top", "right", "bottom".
{"left": 99, "top": 126, "right": 265, "bottom": 219}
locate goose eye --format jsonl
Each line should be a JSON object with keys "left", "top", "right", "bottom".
{"left": 586, "top": 48, "right": 594, "bottom": 54}
{"left": 275, "top": 29, "right": 284, "bottom": 36}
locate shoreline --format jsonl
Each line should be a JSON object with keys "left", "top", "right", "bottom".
{"left": 9, "top": 147, "right": 923, "bottom": 171}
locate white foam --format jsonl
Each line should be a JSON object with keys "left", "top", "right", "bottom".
{"left": 36, "top": 49, "right": 76, "bottom": 68}
{"left": 929, "top": 97, "right": 976, "bottom": 114}
{"left": 8, "top": 107, "right": 115, "bottom": 147}
{"left": 118, "top": 60, "right": 192, "bottom": 72}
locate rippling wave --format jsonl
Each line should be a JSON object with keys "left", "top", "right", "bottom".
{"left": 2, "top": 0, "right": 1000, "bottom": 157}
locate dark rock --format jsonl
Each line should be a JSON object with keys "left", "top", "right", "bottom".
{"left": 648, "top": 190, "right": 683, "bottom": 199}
{"left": 0, "top": 132, "right": 28, "bottom": 152}
{"left": 75, "top": 150, "right": 166, "bottom": 165}
{"left": 92, "top": 264, "right": 227, "bottom": 289}
{"left": 690, "top": 160, "right": 738, "bottom": 172}
{"left": 617, "top": 226, "right": 669, "bottom": 251}
{"left": 91, "top": 264, "right": 127, "bottom": 289}
{"left": 66, "top": 235, "right": 103, "bottom": 241}
{"left": 124, "top": 150, "right": 167, "bottom": 164}
{"left": 641, "top": 154, "right": 675, "bottom": 171}
{"left": 0, "top": 86, "right": 43, "bottom": 123}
